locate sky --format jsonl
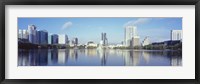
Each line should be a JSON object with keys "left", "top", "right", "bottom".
{"left": 18, "top": 17, "right": 182, "bottom": 44}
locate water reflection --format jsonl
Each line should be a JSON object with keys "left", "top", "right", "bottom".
{"left": 18, "top": 49, "right": 182, "bottom": 66}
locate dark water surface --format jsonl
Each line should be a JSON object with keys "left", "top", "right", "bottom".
{"left": 18, "top": 49, "right": 182, "bottom": 66}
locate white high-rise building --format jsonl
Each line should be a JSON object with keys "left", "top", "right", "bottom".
{"left": 48, "top": 35, "right": 52, "bottom": 44}
{"left": 124, "top": 26, "right": 140, "bottom": 47}
{"left": 58, "top": 34, "right": 68, "bottom": 45}
{"left": 22, "top": 30, "right": 29, "bottom": 39}
{"left": 28, "top": 25, "right": 37, "bottom": 44}
{"left": 132, "top": 36, "right": 140, "bottom": 47}
{"left": 18, "top": 29, "right": 23, "bottom": 38}
{"left": 171, "top": 30, "right": 182, "bottom": 41}
{"left": 19, "top": 29, "right": 29, "bottom": 39}
{"left": 142, "top": 36, "right": 150, "bottom": 46}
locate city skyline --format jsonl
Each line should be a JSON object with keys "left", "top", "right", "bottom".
{"left": 18, "top": 17, "right": 182, "bottom": 44}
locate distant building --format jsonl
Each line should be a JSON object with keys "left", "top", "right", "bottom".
{"left": 18, "top": 29, "right": 29, "bottom": 39}
{"left": 132, "top": 36, "right": 140, "bottom": 47}
{"left": 101, "top": 33, "right": 108, "bottom": 46}
{"left": 142, "top": 36, "right": 150, "bottom": 46}
{"left": 69, "top": 40, "right": 74, "bottom": 46}
{"left": 66, "top": 35, "right": 69, "bottom": 45}
{"left": 74, "top": 38, "right": 78, "bottom": 46}
{"left": 18, "top": 29, "right": 23, "bottom": 38}
{"left": 51, "top": 34, "right": 58, "bottom": 44}
{"left": 171, "top": 30, "right": 182, "bottom": 41}
{"left": 22, "top": 30, "right": 29, "bottom": 39}
{"left": 129, "top": 36, "right": 140, "bottom": 47}
{"left": 69, "top": 38, "right": 78, "bottom": 46}
{"left": 125, "top": 26, "right": 140, "bottom": 47}
{"left": 58, "top": 34, "right": 68, "bottom": 45}
{"left": 18, "top": 29, "right": 29, "bottom": 43}
{"left": 48, "top": 35, "right": 52, "bottom": 44}
{"left": 28, "top": 25, "right": 38, "bottom": 44}
{"left": 38, "top": 30, "right": 48, "bottom": 44}
{"left": 87, "top": 41, "right": 98, "bottom": 47}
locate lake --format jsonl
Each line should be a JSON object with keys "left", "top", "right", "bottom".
{"left": 18, "top": 49, "right": 182, "bottom": 66}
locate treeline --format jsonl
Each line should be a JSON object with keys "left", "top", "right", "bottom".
{"left": 19, "top": 42, "right": 182, "bottom": 50}
{"left": 18, "top": 43, "right": 97, "bottom": 49}
{"left": 113, "top": 42, "right": 182, "bottom": 50}
{"left": 19, "top": 43, "right": 73, "bottom": 49}
{"left": 142, "top": 43, "right": 182, "bottom": 50}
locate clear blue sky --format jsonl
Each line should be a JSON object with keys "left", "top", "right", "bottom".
{"left": 18, "top": 17, "right": 182, "bottom": 44}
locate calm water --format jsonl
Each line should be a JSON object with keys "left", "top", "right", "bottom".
{"left": 18, "top": 49, "right": 182, "bottom": 66}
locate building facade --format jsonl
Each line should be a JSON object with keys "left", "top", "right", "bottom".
{"left": 74, "top": 38, "right": 78, "bottom": 46}
{"left": 38, "top": 30, "right": 48, "bottom": 44}
{"left": 48, "top": 35, "right": 52, "bottom": 44}
{"left": 18, "top": 29, "right": 29, "bottom": 39}
{"left": 132, "top": 36, "right": 140, "bottom": 47}
{"left": 171, "top": 30, "right": 182, "bottom": 41}
{"left": 51, "top": 34, "right": 58, "bottom": 44}
{"left": 18, "top": 29, "right": 23, "bottom": 39}
{"left": 28, "top": 25, "right": 38, "bottom": 44}
{"left": 87, "top": 41, "right": 98, "bottom": 47}
{"left": 22, "top": 30, "right": 29, "bottom": 39}
{"left": 101, "top": 33, "right": 108, "bottom": 46}
{"left": 125, "top": 26, "right": 140, "bottom": 47}
{"left": 58, "top": 34, "right": 68, "bottom": 45}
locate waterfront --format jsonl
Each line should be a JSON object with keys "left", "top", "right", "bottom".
{"left": 18, "top": 49, "right": 182, "bottom": 66}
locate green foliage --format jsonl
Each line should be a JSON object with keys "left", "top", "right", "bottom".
{"left": 86, "top": 46, "right": 97, "bottom": 49}
{"left": 142, "top": 42, "right": 182, "bottom": 50}
{"left": 78, "top": 45, "right": 86, "bottom": 49}
{"left": 19, "top": 42, "right": 182, "bottom": 50}
{"left": 113, "top": 46, "right": 141, "bottom": 49}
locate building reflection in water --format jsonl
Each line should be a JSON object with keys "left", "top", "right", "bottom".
{"left": 69, "top": 49, "right": 78, "bottom": 60}
{"left": 18, "top": 49, "right": 48, "bottom": 66}
{"left": 51, "top": 49, "right": 58, "bottom": 65}
{"left": 142, "top": 51, "right": 150, "bottom": 64}
{"left": 58, "top": 49, "right": 66, "bottom": 64}
{"left": 123, "top": 50, "right": 141, "bottom": 66}
{"left": 38, "top": 49, "right": 48, "bottom": 66}
{"left": 168, "top": 51, "right": 182, "bottom": 66}
{"left": 97, "top": 49, "right": 107, "bottom": 66}
{"left": 18, "top": 49, "right": 182, "bottom": 66}
{"left": 18, "top": 49, "right": 29, "bottom": 66}
{"left": 86, "top": 49, "right": 97, "bottom": 56}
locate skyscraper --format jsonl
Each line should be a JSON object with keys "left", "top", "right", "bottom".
{"left": 22, "top": 30, "right": 29, "bottom": 39}
{"left": 38, "top": 30, "right": 48, "bottom": 44}
{"left": 171, "top": 30, "right": 182, "bottom": 41}
{"left": 28, "top": 25, "right": 37, "bottom": 44}
{"left": 133, "top": 36, "right": 140, "bottom": 47}
{"left": 51, "top": 34, "right": 58, "bottom": 44}
{"left": 74, "top": 38, "right": 78, "bottom": 46}
{"left": 48, "top": 35, "right": 52, "bottom": 44}
{"left": 101, "top": 33, "right": 104, "bottom": 41}
{"left": 125, "top": 26, "right": 140, "bottom": 47}
{"left": 18, "top": 29, "right": 28, "bottom": 39}
{"left": 101, "top": 33, "right": 108, "bottom": 46}
{"left": 18, "top": 29, "right": 23, "bottom": 39}
{"left": 66, "top": 35, "right": 69, "bottom": 45}
{"left": 58, "top": 34, "right": 68, "bottom": 45}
